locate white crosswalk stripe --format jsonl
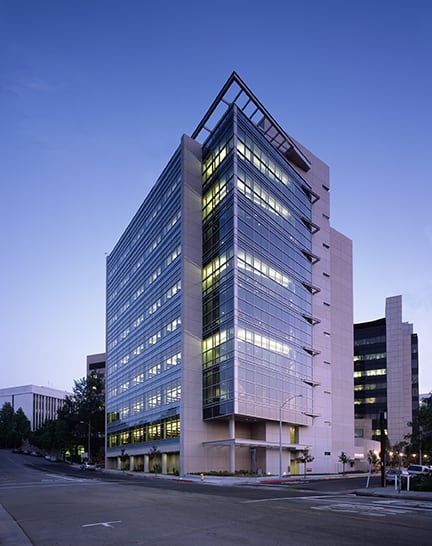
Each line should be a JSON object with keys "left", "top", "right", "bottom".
{"left": 0, "top": 474, "right": 104, "bottom": 491}
{"left": 310, "top": 498, "right": 432, "bottom": 517}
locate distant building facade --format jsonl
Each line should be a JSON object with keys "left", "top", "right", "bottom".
{"left": 105, "top": 73, "right": 354, "bottom": 475}
{"left": 354, "top": 295, "right": 419, "bottom": 446}
{"left": 86, "top": 352, "right": 106, "bottom": 382}
{"left": 0, "top": 385, "right": 69, "bottom": 431}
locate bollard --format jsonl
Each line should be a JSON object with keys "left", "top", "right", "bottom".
{"left": 200, "top": 473, "right": 204, "bottom": 481}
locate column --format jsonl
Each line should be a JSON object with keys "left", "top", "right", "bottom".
{"left": 162, "top": 453, "right": 168, "bottom": 474}
{"left": 229, "top": 416, "right": 235, "bottom": 473}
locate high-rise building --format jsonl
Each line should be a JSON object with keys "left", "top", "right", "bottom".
{"left": 105, "top": 73, "right": 354, "bottom": 475}
{"left": 354, "top": 295, "right": 419, "bottom": 446}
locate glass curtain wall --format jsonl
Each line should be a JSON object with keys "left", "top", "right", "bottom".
{"left": 106, "top": 149, "right": 183, "bottom": 452}
{"left": 202, "top": 110, "right": 236, "bottom": 419}
{"left": 202, "top": 106, "right": 314, "bottom": 421}
{"left": 353, "top": 319, "right": 387, "bottom": 440}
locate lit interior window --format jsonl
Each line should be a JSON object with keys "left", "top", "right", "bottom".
{"left": 237, "top": 248, "right": 293, "bottom": 289}
{"left": 238, "top": 327, "right": 295, "bottom": 357}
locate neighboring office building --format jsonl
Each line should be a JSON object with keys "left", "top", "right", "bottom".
{"left": 353, "top": 417, "right": 380, "bottom": 470}
{"left": 86, "top": 353, "right": 107, "bottom": 463}
{"left": 419, "top": 393, "right": 431, "bottom": 404}
{"left": 354, "top": 295, "right": 419, "bottom": 447}
{"left": 106, "top": 72, "right": 354, "bottom": 476}
{"left": 86, "top": 352, "right": 106, "bottom": 383}
{"left": 0, "top": 385, "right": 69, "bottom": 431}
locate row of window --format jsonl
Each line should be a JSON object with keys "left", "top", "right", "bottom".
{"left": 108, "top": 348, "right": 181, "bottom": 382}
{"left": 134, "top": 316, "right": 181, "bottom": 354}
{"left": 237, "top": 250, "right": 311, "bottom": 316}
{"left": 238, "top": 248, "right": 293, "bottom": 290}
{"left": 238, "top": 327, "right": 291, "bottom": 358}
{"left": 237, "top": 170, "right": 311, "bottom": 251}
{"left": 355, "top": 398, "right": 387, "bottom": 406}
{"left": 108, "top": 379, "right": 181, "bottom": 420}
{"left": 108, "top": 416, "right": 180, "bottom": 447}
{"left": 107, "top": 242, "right": 181, "bottom": 327}
{"left": 202, "top": 250, "right": 233, "bottom": 294}
{"left": 107, "top": 159, "right": 181, "bottom": 283}
{"left": 354, "top": 383, "right": 383, "bottom": 391}
{"left": 238, "top": 298, "right": 312, "bottom": 353}
{"left": 108, "top": 197, "right": 180, "bottom": 291}
{"left": 109, "top": 354, "right": 181, "bottom": 399}
{"left": 109, "top": 278, "right": 181, "bottom": 348}
{"left": 354, "top": 353, "right": 386, "bottom": 362}
{"left": 202, "top": 171, "right": 232, "bottom": 220}
{"left": 202, "top": 134, "right": 233, "bottom": 183}
{"left": 237, "top": 211, "right": 311, "bottom": 283}
{"left": 236, "top": 131, "right": 311, "bottom": 217}
{"left": 354, "top": 335, "right": 386, "bottom": 347}
{"left": 354, "top": 368, "right": 386, "bottom": 378}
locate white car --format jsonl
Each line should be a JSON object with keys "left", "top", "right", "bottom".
{"left": 80, "top": 462, "right": 97, "bottom": 471}
{"left": 406, "top": 464, "right": 430, "bottom": 476}
{"left": 44, "top": 455, "right": 58, "bottom": 462}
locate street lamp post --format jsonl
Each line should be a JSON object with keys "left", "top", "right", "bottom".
{"left": 279, "top": 394, "right": 302, "bottom": 478}
{"left": 87, "top": 419, "right": 91, "bottom": 462}
{"left": 80, "top": 420, "right": 91, "bottom": 462}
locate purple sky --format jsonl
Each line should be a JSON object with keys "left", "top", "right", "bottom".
{"left": 1, "top": 0, "right": 431, "bottom": 393}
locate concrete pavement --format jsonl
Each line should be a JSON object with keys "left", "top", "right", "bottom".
{"left": 114, "top": 468, "right": 432, "bottom": 500}
{"left": 2, "top": 469, "right": 432, "bottom": 545}
{"left": 0, "top": 505, "right": 33, "bottom": 546}
{"left": 355, "top": 486, "right": 432, "bottom": 501}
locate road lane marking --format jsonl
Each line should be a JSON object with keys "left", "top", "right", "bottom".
{"left": 44, "top": 474, "right": 86, "bottom": 481}
{"left": 241, "top": 494, "right": 351, "bottom": 504}
{"left": 82, "top": 521, "right": 122, "bottom": 528}
{"left": 0, "top": 480, "right": 107, "bottom": 491}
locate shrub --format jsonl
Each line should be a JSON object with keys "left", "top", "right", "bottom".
{"left": 410, "top": 475, "right": 432, "bottom": 491}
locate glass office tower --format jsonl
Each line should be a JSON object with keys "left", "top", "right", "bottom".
{"left": 354, "top": 295, "right": 419, "bottom": 446}
{"left": 201, "top": 105, "right": 314, "bottom": 419}
{"left": 106, "top": 73, "right": 354, "bottom": 475}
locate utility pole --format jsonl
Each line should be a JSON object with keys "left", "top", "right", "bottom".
{"left": 380, "top": 411, "right": 386, "bottom": 487}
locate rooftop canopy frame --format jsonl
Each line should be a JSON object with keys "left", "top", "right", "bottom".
{"left": 191, "top": 71, "right": 311, "bottom": 173}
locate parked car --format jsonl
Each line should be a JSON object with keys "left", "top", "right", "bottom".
{"left": 44, "top": 455, "right": 58, "bottom": 462}
{"left": 385, "top": 468, "right": 408, "bottom": 483}
{"left": 406, "top": 464, "right": 430, "bottom": 476}
{"left": 80, "top": 462, "right": 97, "bottom": 471}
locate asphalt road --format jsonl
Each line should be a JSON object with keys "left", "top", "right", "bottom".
{"left": 1, "top": 450, "right": 432, "bottom": 545}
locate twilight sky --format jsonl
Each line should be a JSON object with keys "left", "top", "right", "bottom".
{"left": 1, "top": 0, "right": 431, "bottom": 394}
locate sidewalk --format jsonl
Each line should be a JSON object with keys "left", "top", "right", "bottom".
{"left": 107, "top": 469, "right": 363, "bottom": 486}
{"left": 355, "top": 486, "right": 432, "bottom": 501}
{"left": 113, "top": 468, "right": 432, "bottom": 500}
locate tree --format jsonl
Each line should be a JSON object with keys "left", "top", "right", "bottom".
{"left": 0, "top": 402, "right": 15, "bottom": 448}
{"left": 407, "top": 393, "right": 432, "bottom": 461}
{"left": 338, "top": 451, "right": 349, "bottom": 474}
{"left": 58, "top": 374, "right": 105, "bottom": 461}
{"left": 31, "top": 419, "right": 58, "bottom": 452}
{"left": 149, "top": 445, "right": 161, "bottom": 474}
{"left": 32, "top": 374, "right": 105, "bottom": 461}
{"left": 120, "top": 448, "right": 129, "bottom": 471}
{"left": 296, "top": 449, "right": 314, "bottom": 479}
{"left": 0, "top": 402, "right": 31, "bottom": 448}
{"left": 14, "top": 408, "right": 31, "bottom": 442}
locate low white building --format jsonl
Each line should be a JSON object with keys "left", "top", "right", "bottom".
{"left": 0, "top": 385, "right": 70, "bottom": 431}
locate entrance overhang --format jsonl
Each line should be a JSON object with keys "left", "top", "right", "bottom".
{"left": 202, "top": 438, "right": 307, "bottom": 450}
